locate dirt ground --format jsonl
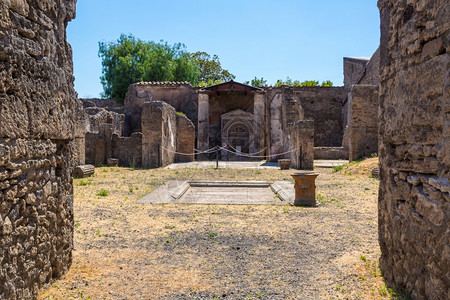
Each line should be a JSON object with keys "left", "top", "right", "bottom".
{"left": 38, "top": 158, "right": 397, "bottom": 299}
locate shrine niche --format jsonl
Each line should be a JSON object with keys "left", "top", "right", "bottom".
{"left": 221, "top": 110, "right": 255, "bottom": 160}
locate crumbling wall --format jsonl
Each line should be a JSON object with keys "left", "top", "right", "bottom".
{"left": 176, "top": 114, "right": 195, "bottom": 162}
{"left": 293, "top": 87, "right": 345, "bottom": 147}
{"left": 286, "top": 120, "right": 314, "bottom": 170}
{"left": 124, "top": 82, "right": 197, "bottom": 134}
{"left": 359, "top": 48, "right": 380, "bottom": 86}
{"left": 0, "top": 0, "right": 77, "bottom": 298}
{"left": 141, "top": 101, "right": 177, "bottom": 168}
{"left": 112, "top": 133, "right": 142, "bottom": 167}
{"left": 348, "top": 85, "right": 379, "bottom": 161}
{"left": 343, "top": 57, "right": 369, "bottom": 91}
{"left": 378, "top": 1, "right": 449, "bottom": 299}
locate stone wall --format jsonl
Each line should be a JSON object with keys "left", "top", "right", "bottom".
{"left": 0, "top": 0, "right": 77, "bottom": 298}
{"left": 378, "top": 0, "right": 449, "bottom": 299}
{"left": 314, "top": 147, "right": 348, "bottom": 160}
{"left": 293, "top": 87, "right": 345, "bottom": 147}
{"left": 112, "top": 133, "right": 142, "bottom": 167}
{"left": 124, "top": 82, "right": 197, "bottom": 135}
{"left": 359, "top": 48, "right": 380, "bottom": 86}
{"left": 343, "top": 57, "right": 370, "bottom": 91}
{"left": 286, "top": 120, "right": 315, "bottom": 170}
{"left": 348, "top": 85, "right": 379, "bottom": 161}
{"left": 141, "top": 101, "right": 177, "bottom": 168}
{"left": 176, "top": 114, "right": 195, "bottom": 162}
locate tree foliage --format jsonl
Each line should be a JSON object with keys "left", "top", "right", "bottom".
{"left": 275, "top": 77, "right": 333, "bottom": 87}
{"left": 190, "top": 51, "right": 235, "bottom": 85}
{"left": 99, "top": 34, "right": 200, "bottom": 103}
{"left": 243, "top": 77, "right": 268, "bottom": 87}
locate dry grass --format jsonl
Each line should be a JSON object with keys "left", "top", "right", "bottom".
{"left": 38, "top": 157, "right": 398, "bottom": 299}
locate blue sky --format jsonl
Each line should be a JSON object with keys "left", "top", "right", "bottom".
{"left": 67, "top": 0, "right": 380, "bottom": 98}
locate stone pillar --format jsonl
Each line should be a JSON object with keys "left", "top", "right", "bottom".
{"left": 287, "top": 120, "right": 314, "bottom": 170}
{"left": 197, "top": 92, "right": 210, "bottom": 151}
{"left": 253, "top": 91, "right": 265, "bottom": 155}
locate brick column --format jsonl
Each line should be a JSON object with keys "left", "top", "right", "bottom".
{"left": 197, "top": 92, "right": 210, "bottom": 151}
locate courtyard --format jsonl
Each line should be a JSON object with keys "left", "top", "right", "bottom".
{"left": 38, "top": 158, "right": 394, "bottom": 299}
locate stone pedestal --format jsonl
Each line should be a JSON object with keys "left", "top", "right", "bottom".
{"left": 107, "top": 158, "right": 119, "bottom": 166}
{"left": 291, "top": 172, "right": 319, "bottom": 206}
{"left": 278, "top": 159, "right": 291, "bottom": 170}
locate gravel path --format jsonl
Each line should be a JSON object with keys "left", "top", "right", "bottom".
{"left": 39, "top": 161, "right": 389, "bottom": 299}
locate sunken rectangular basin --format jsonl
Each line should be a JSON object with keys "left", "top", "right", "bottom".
{"left": 137, "top": 180, "right": 294, "bottom": 205}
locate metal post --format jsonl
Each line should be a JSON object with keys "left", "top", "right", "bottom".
{"left": 299, "top": 145, "right": 303, "bottom": 169}
{"left": 215, "top": 145, "right": 219, "bottom": 169}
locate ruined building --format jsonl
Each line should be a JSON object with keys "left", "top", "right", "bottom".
{"left": 81, "top": 51, "right": 381, "bottom": 170}
{"left": 1, "top": 0, "right": 448, "bottom": 299}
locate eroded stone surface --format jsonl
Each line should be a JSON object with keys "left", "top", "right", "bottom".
{"left": 377, "top": 1, "right": 449, "bottom": 299}
{"left": 0, "top": 1, "right": 77, "bottom": 298}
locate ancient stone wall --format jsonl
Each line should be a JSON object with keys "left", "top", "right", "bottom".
{"left": 0, "top": 0, "right": 77, "bottom": 298}
{"left": 124, "top": 82, "right": 197, "bottom": 135}
{"left": 378, "top": 0, "right": 449, "bottom": 299}
{"left": 267, "top": 87, "right": 345, "bottom": 147}
{"left": 176, "top": 114, "right": 195, "bottom": 162}
{"left": 314, "top": 147, "right": 348, "bottom": 160}
{"left": 359, "top": 48, "right": 380, "bottom": 86}
{"left": 286, "top": 120, "right": 314, "bottom": 170}
{"left": 85, "top": 107, "right": 125, "bottom": 136}
{"left": 343, "top": 57, "right": 369, "bottom": 91}
{"left": 348, "top": 85, "right": 379, "bottom": 161}
{"left": 112, "top": 133, "right": 142, "bottom": 167}
{"left": 141, "top": 101, "right": 177, "bottom": 168}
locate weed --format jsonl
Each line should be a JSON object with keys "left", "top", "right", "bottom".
{"left": 360, "top": 254, "right": 367, "bottom": 261}
{"left": 165, "top": 225, "right": 176, "bottom": 229}
{"left": 332, "top": 165, "right": 345, "bottom": 172}
{"left": 77, "top": 180, "right": 91, "bottom": 186}
{"left": 128, "top": 157, "right": 137, "bottom": 170}
{"left": 96, "top": 189, "right": 109, "bottom": 197}
{"left": 282, "top": 207, "right": 290, "bottom": 214}
{"left": 208, "top": 232, "right": 218, "bottom": 238}
{"left": 379, "top": 284, "right": 388, "bottom": 296}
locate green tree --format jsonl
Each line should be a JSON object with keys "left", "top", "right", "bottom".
{"left": 190, "top": 51, "right": 235, "bottom": 85}
{"left": 299, "top": 80, "right": 319, "bottom": 87}
{"left": 274, "top": 77, "right": 333, "bottom": 87}
{"left": 321, "top": 80, "right": 333, "bottom": 87}
{"left": 243, "top": 77, "right": 268, "bottom": 87}
{"left": 99, "top": 34, "right": 200, "bottom": 103}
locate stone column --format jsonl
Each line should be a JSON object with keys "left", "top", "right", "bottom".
{"left": 197, "top": 92, "right": 210, "bottom": 151}
{"left": 253, "top": 91, "right": 265, "bottom": 155}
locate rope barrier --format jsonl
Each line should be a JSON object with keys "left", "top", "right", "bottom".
{"left": 160, "top": 144, "right": 301, "bottom": 159}
{"left": 220, "top": 147, "right": 300, "bottom": 159}
{"left": 224, "top": 143, "right": 267, "bottom": 156}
